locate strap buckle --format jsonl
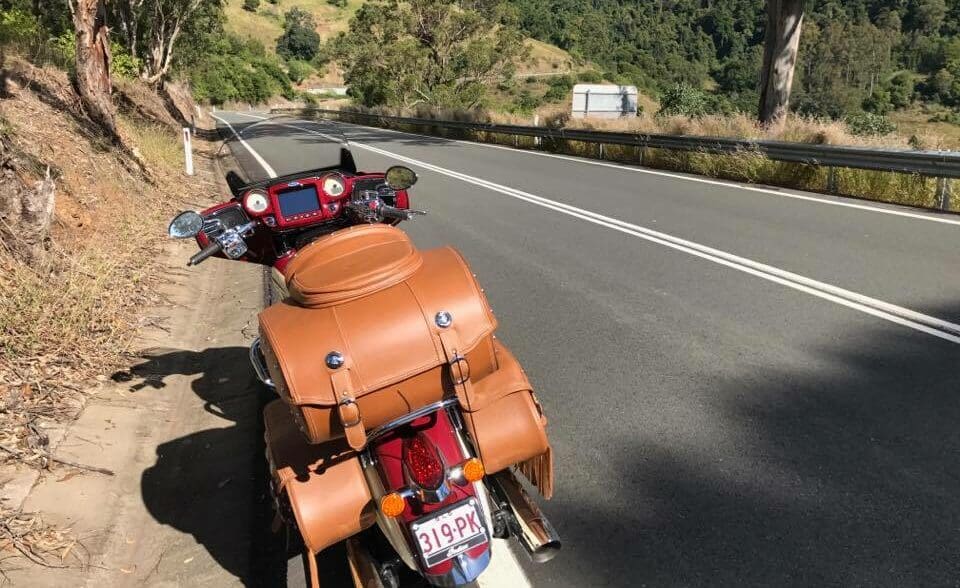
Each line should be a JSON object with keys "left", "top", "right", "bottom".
{"left": 338, "top": 397, "right": 362, "bottom": 427}
{"left": 449, "top": 352, "right": 471, "bottom": 386}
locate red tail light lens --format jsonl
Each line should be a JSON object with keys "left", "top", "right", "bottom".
{"left": 402, "top": 433, "right": 445, "bottom": 490}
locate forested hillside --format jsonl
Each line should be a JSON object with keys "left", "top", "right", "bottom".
{"left": 509, "top": 0, "right": 960, "bottom": 118}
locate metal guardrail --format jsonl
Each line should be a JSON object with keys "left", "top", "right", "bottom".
{"left": 270, "top": 107, "right": 958, "bottom": 209}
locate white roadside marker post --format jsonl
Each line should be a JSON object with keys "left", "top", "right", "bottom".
{"left": 183, "top": 127, "right": 194, "bottom": 176}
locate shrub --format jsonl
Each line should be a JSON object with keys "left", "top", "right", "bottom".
{"left": 0, "top": 9, "right": 39, "bottom": 46}
{"left": 862, "top": 88, "right": 893, "bottom": 115}
{"left": 846, "top": 112, "right": 897, "bottom": 136}
{"left": 327, "top": 0, "right": 348, "bottom": 6}
{"left": 243, "top": 0, "right": 260, "bottom": 11}
{"left": 577, "top": 70, "right": 602, "bottom": 84}
{"left": 544, "top": 74, "right": 573, "bottom": 102}
{"left": 658, "top": 83, "right": 708, "bottom": 118}
{"left": 286, "top": 59, "right": 315, "bottom": 84}
{"left": 277, "top": 7, "right": 321, "bottom": 62}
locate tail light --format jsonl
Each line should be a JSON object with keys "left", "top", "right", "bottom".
{"left": 403, "top": 433, "right": 445, "bottom": 490}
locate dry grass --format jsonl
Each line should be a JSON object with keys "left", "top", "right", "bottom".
{"left": 331, "top": 104, "right": 954, "bottom": 211}
{"left": 0, "top": 57, "right": 207, "bottom": 469}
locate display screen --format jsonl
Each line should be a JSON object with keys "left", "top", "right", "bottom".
{"left": 278, "top": 185, "right": 320, "bottom": 217}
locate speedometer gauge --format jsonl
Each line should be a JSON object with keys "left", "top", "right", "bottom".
{"left": 244, "top": 189, "right": 270, "bottom": 214}
{"left": 322, "top": 174, "right": 346, "bottom": 197}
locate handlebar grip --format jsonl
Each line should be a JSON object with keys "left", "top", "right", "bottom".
{"left": 380, "top": 206, "right": 410, "bottom": 221}
{"left": 188, "top": 241, "right": 221, "bottom": 266}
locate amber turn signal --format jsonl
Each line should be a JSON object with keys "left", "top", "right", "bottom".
{"left": 380, "top": 492, "right": 406, "bottom": 518}
{"left": 462, "top": 458, "right": 485, "bottom": 483}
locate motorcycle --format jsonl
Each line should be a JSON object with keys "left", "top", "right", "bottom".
{"left": 167, "top": 133, "right": 558, "bottom": 587}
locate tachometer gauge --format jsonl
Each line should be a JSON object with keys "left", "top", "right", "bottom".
{"left": 322, "top": 174, "right": 346, "bottom": 197}
{"left": 244, "top": 189, "right": 270, "bottom": 214}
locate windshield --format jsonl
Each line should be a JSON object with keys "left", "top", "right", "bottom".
{"left": 211, "top": 112, "right": 350, "bottom": 194}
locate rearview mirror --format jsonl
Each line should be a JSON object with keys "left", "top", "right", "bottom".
{"left": 168, "top": 211, "right": 203, "bottom": 239}
{"left": 385, "top": 166, "right": 418, "bottom": 190}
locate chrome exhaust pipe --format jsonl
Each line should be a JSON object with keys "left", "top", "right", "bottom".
{"left": 490, "top": 470, "right": 561, "bottom": 563}
{"left": 345, "top": 537, "right": 386, "bottom": 588}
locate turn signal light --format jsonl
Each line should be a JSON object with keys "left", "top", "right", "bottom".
{"left": 380, "top": 492, "right": 406, "bottom": 518}
{"left": 462, "top": 458, "right": 485, "bottom": 482}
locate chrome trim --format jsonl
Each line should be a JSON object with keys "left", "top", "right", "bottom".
{"left": 488, "top": 470, "right": 561, "bottom": 564}
{"left": 325, "top": 351, "right": 344, "bottom": 369}
{"left": 361, "top": 450, "right": 419, "bottom": 571}
{"left": 248, "top": 338, "right": 274, "bottom": 388}
{"left": 366, "top": 398, "right": 459, "bottom": 443}
{"left": 435, "top": 311, "right": 453, "bottom": 328}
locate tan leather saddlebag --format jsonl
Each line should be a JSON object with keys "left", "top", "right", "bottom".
{"left": 259, "top": 224, "right": 499, "bottom": 449}
{"left": 262, "top": 400, "right": 376, "bottom": 555}
{"left": 462, "top": 341, "right": 553, "bottom": 499}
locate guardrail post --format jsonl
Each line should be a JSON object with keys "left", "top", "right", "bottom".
{"left": 936, "top": 177, "right": 952, "bottom": 210}
{"left": 598, "top": 143, "right": 604, "bottom": 160}
{"left": 826, "top": 167, "right": 838, "bottom": 194}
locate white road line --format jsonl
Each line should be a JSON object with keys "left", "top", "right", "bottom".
{"left": 210, "top": 112, "right": 278, "bottom": 178}
{"left": 324, "top": 118, "right": 960, "bottom": 227}
{"left": 223, "top": 113, "right": 960, "bottom": 344}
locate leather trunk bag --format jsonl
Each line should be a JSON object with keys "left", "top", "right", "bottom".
{"left": 262, "top": 399, "right": 376, "bottom": 556}
{"left": 259, "top": 225, "right": 499, "bottom": 449}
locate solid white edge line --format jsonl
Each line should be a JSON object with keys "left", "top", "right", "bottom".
{"left": 323, "top": 117, "right": 960, "bottom": 227}
{"left": 210, "top": 112, "right": 278, "bottom": 178}
{"left": 227, "top": 112, "right": 960, "bottom": 343}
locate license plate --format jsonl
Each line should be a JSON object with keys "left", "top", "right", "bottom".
{"left": 410, "top": 499, "right": 488, "bottom": 567}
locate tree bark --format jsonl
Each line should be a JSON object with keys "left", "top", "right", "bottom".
{"left": 758, "top": 0, "right": 804, "bottom": 127}
{"left": 73, "top": 0, "right": 118, "bottom": 138}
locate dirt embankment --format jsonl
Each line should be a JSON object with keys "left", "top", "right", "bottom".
{"left": 0, "top": 57, "right": 260, "bottom": 580}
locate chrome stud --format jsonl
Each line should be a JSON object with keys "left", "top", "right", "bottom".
{"left": 435, "top": 311, "right": 453, "bottom": 328}
{"left": 325, "top": 351, "right": 345, "bottom": 369}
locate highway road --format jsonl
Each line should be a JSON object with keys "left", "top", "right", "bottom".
{"left": 212, "top": 111, "right": 960, "bottom": 586}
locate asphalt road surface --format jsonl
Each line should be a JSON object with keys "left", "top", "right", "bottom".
{"left": 212, "top": 111, "right": 960, "bottom": 587}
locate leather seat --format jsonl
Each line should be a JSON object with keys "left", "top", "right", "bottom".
{"left": 285, "top": 224, "right": 423, "bottom": 309}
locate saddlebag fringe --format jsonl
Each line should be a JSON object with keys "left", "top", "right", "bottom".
{"left": 516, "top": 444, "right": 554, "bottom": 500}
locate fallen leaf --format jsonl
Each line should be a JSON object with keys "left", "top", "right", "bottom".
{"left": 183, "top": 557, "right": 194, "bottom": 564}
{"left": 57, "top": 471, "right": 82, "bottom": 483}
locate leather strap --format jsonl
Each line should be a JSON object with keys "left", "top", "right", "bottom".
{"left": 332, "top": 370, "right": 367, "bottom": 450}
{"left": 438, "top": 330, "right": 475, "bottom": 410}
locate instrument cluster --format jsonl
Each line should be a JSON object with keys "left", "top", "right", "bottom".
{"left": 240, "top": 172, "right": 407, "bottom": 232}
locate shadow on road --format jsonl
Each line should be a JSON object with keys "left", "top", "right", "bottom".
{"left": 121, "top": 346, "right": 353, "bottom": 587}
{"left": 119, "top": 306, "right": 960, "bottom": 586}
{"left": 534, "top": 305, "right": 960, "bottom": 587}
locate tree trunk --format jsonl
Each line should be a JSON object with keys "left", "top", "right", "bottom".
{"left": 73, "top": 0, "right": 118, "bottom": 138}
{"left": 758, "top": 0, "right": 804, "bottom": 127}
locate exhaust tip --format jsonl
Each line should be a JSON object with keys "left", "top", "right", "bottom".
{"left": 529, "top": 541, "right": 561, "bottom": 564}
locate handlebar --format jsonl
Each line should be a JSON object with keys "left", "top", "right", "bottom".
{"left": 380, "top": 205, "right": 411, "bottom": 221}
{"left": 188, "top": 241, "right": 221, "bottom": 266}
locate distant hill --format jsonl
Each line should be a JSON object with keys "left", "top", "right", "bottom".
{"left": 223, "top": 0, "right": 583, "bottom": 88}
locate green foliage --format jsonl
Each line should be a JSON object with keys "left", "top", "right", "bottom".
{"left": 863, "top": 88, "right": 893, "bottom": 115}
{"left": 189, "top": 34, "right": 293, "bottom": 105}
{"left": 277, "top": 7, "right": 321, "bottom": 62}
{"left": 543, "top": 75, "right": 573, "bottom": 102}
{"left": 846, "top": 112, "right": 897, "bottom": 136}
{"left": 508, "top": 0, "right": 960, "bottom": 119}
{"left": 576, "top": 70, "right": 602, "bottom": 84}
{"left": 327, "top": 0, "right": 348, "bottom": 6}
{"left": 658, "top": 83, "right": 709, "bottom": 118}
{"left": 0, "top": 8, "right": 39, "bottom": 46}
{"left": 48, "top": 32, "right": 140, "bottom": 79}
{"left": 286, "top": 59, "right": 315, "bottom": 83}
{"left": 243, "top": 0, "right": 260, "bottom": 12}
{"left": 510, "top": 89, "right": 542, "bottom": 113}
{"left": 929, "top": 110, "right": 960, "bottom": 125}
{"left": 332, "top": 0, "right": 527, "bottom": 109}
